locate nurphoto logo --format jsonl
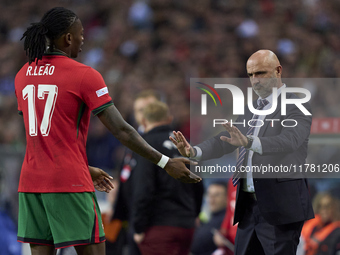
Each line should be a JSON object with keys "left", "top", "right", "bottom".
{"left": 197, "top": 82, "right": 312, "bottom": 128}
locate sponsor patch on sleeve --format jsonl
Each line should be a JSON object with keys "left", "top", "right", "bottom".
{"left": 96, "top": 87, "right": 108, "bottom": 97}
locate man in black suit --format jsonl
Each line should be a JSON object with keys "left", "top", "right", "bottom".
{"left": 170, "top": 50, "right": 314, "bottom": 255}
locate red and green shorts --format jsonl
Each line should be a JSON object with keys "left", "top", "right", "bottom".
{"left": 17, "top": 192, "right": 105, "bottom": 249}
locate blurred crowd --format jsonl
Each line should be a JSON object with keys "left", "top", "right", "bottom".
{"left": 1, "top": 0, "right": 340, "bottom": 147}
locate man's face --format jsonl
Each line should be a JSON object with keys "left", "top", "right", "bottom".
{"left": 207, "top": 184, "right": 227, "bottom": 213}
{"left": 69, "top": 19, "right": 84, "bottom": 58}
{"left": 246, "top": 58, "right": 280, "bottom": 98}
{"left": 133, "top": 96, "right": 158, "bottom": 126}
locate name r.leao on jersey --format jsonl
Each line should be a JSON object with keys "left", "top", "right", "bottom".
{"left": 26, "top": 64, "right": 55, "bottom": 76}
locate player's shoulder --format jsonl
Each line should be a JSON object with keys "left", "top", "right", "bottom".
{"left": 66, "top": 59, "right": 102, "bottom": 77}
{"left": 57, "top": 58, "right": 104, "bottom": 85}
{"left": 62, "top": 57, "right": 91, "bottom": 70}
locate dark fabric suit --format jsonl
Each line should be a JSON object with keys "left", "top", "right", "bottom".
{"left": 196, "top": 92, "right": 314, "bottom": 254}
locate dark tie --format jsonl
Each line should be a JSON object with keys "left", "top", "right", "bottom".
{"left": 232, "top": 99, "right": 269, "bottom": 186}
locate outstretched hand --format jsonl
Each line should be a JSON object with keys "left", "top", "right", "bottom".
{"left": 170, "top": 131, "right": 195, "bottom": 158}
{"left": 89, "top": 166, "right": 114, "bottom": 193}
{"left": 220, "top": 123, "right": 248, "bottom": 147}
{"left": 164, "top": 157, "right": 202, "bottom": 183}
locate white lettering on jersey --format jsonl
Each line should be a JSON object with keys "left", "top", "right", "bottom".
{"left": 26, "top": 64, "right": 55, "bottom": 76}
{"left": 26, "top": 66, "right": 32, "bottom": 76}
{"left": 96, "top": 87, "right": 108, "bottom": 97}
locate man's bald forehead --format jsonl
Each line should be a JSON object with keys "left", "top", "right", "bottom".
{"left": 247, "top": 50, "right": 280, "bottom": 67}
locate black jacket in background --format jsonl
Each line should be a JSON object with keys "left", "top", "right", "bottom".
{"left": 132, "top": 125, "right": 204, "bottom": 233}
{"left": 191, "top": 209, "right": 226, "bottom": 255}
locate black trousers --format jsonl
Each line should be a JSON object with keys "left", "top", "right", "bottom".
{"left": 235, "top": 195, "right": 304, "bottom": 255}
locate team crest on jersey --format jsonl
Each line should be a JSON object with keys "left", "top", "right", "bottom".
{"left": 96, "top": 87, "right": 108, "bottom": 97}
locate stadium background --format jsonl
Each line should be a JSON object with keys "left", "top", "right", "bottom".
{"left": 0, "top": 0, "right": 339, "bottom": 254}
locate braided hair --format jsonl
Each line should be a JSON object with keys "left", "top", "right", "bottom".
{"left": 21, "top": 7, "right": 78, "bottom": 64}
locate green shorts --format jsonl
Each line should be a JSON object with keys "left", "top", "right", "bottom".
{"left": 17, "top": 192, "right": 105, "bottom": 249}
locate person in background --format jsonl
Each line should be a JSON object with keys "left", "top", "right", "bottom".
{"left": 108, "top": 90, "right": 161, "bottom": 255}
{"left": 191, "top": 181, "right": 227, "bottom": 255}
{"left": 302, "top": 192, "right": 340, "bottom": 255}
{"left": 133, "top": 90, "right": 161, "bottom": 134}
{"left": 132, "top": 101, "right": 203, "bottom": 255}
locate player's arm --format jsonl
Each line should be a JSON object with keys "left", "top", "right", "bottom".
{"left": 97, "top": 105, "right": 201, "bottom": 183}
{"left": 171, "top": 130, "right": 238, "bottom": 161}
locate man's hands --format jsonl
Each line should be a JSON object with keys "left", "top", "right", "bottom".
{"left": 171, "top": 124, "right": 248, "bottom": 151}
{"left": 89, "top": 166, "right": 114, "bottom": 193}
{"left": 168, "top": 124, "right": 248, "bottom": 183}
{"left": 220, "top": 123, "right": 248, "bottom": 147}
{"left": 164, "top": 157, "right": 201, "bottom": 183}
{"left": 170, "top": 131, "right": 195, "bottom": 157}
{"left": 168, "top": 131, "right": 201, "bottom": 183}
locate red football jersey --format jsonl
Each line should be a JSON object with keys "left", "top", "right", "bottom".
{"left": 15, "top": 53, "right": 113, "bottom": 193}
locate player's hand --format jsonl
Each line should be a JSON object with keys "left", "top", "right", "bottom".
{"left": 89, "top": 166, "right": 114, "bottom": 193}
{"left": 134, "top": 233, "right": 145, "bottom": 244}
{"left": 164, "top": 157, "right": 202, "bottom": 183}
{"left": 170, "top": 131, "right": 195, "bottom": 158}
{"left": 220, "top": 123, "right": 248, "bottom": 147}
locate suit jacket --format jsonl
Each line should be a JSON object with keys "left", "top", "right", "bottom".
{"left": 196, "top": 92, "right": 314, "bottom": 225}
